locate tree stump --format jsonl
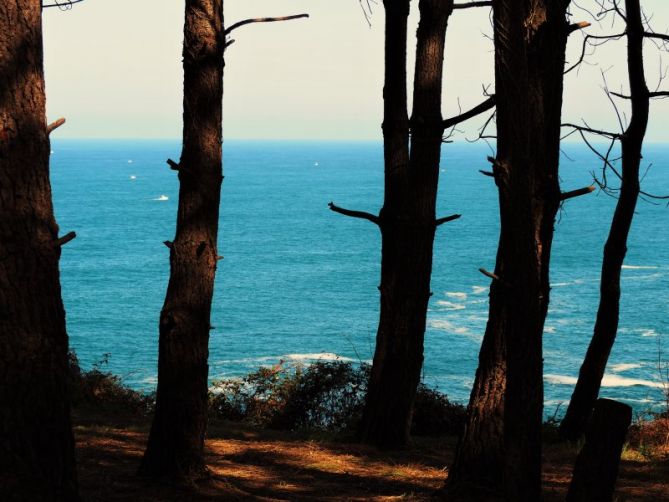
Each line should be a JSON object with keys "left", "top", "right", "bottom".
{"left": 567, "top": 398, "right": 632, "bottom": 502}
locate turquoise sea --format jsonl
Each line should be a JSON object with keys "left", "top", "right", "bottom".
{"left": 51, "top": 139, "right": 669, "bottom": 412}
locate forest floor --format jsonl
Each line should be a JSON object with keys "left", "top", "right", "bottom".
{"left": 73, "top": 412, "right": 669, "bottom": 501}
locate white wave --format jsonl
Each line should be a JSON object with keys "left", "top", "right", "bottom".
{"left": 622, "top": 265, "right": 658, "bottom": 270}
{"left": 545, "top": 373, "right": 663, "bottom": 389}
{"left": 609, "top": 363, "right": 642, "bottom": 373}
{"left": 128, "top": 159, "right": 133, "bottom": 164}
{"left": 153, "top": 194, "right": 169, "bottom": 201}
{"left": 466, "top": 314, "right": 489, "bottom": 323}
{"left": 544, "top": 326, "right": 556, "bottom": 334}
{"left": 446, "top": 292, "right": 468, "bottom": 300}
{"left": 472, "top": 286, "right": 488, "bottom": 295}
{"left": 551, "top": 282, "right": 570, "bottom": 287}
{"left": 283, "top": 352, "right": 355, "bottom": 362}
{"left": 623, "top": 272, "right": 663, "bottom": 282}
{"left": 216, "top": 353, "right": 357, "bottom": 365}
{"left": 429, "top": 319, "right": 470, "bottom": 335}
{"left": 435, "top": 300, "right": 466, "bottom": 311}
{"left": 641, "top": 329, "right": 658, "bottom": 337}
{"left": 130, "top": 175, "right": 137, "bottom": 180}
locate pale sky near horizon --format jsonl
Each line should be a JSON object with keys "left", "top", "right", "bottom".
{"left": 43, "top": 0, "right": 669, "bottom": 141}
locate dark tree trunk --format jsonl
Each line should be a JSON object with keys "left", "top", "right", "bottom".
{"left": 359, "top": 0, "right": 453, "bottom": 448}
{"left": 566, "top": 399, "right": 632, "bottom": 502}
{"left": 447, "top": 1, "right": 569, "bottom": 499}
{"left": 560, "top": 0, "right": 648, "bottom": 442}
{"left": 140, "top": 0, "right": 224, "bottom": 480}
{"left": 0, "top": 1, "right": 78, "bottom": 499}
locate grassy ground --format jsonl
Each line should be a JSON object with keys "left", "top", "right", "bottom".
{"left": 73, "top": 413, "right": 669, "bottom": 501}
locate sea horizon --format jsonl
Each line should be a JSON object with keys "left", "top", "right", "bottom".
{"left": 51, "top": 139, "right": 669, "bottom": 413}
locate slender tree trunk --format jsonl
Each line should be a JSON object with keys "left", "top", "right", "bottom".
{"left": 140, "top": 0, "right": 224, "bottom": 480}
{"left": 446, "top": 1, "right": 569, "bottom": 499}
{"left": 0, "top": 1, "right": 78, "bottom": 499}
{"left": 360, "top": 0, "right": 453, "bottom": 448}
{"left": 560, "top": 0, "right": 648, "bottom": 442}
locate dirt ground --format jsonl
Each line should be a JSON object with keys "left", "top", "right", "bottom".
{"left": 74, "top": 416, "right": 669, "bottom": 501}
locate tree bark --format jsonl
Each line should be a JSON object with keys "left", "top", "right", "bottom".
{"left": 140, "top": 0, "right": 224, "bottom": 480}
{"left": 446, "top": 1, "right": 569, "bottom": 499}
{"left": 566, "top": 399, "right": 632, "bottom": 502}
{"left": 359, "top": 0, "right": 453, "bottom": 448}
{"left": 0, "top": 1, "right": 78, "bottom": 499}
{"left": 560, "top": 0, "right": 648, "bottom": 442}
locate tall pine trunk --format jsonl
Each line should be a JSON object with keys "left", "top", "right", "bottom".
{"left": 446, "top": 1, "right": 569, "bottom": 499}
{"left": 140, "top": 0, "right": 224, "bottom": 480}
{"left": 560, "top": 0, "right": 648, "bottom": 441}
{"left": 359, "top": 0, "right": 453, "bottom": 448}
{"left": 0, "top": 1, "right": 78, "bottom": 499}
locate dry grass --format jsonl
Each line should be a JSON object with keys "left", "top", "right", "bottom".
{"left": 74, "top": 415, "right": 669, "bottom": 501}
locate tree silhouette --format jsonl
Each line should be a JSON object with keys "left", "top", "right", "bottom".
{"left": 330, "top": 0, "right": 494, "bottom": 447}
{"left": 0, "top": 0, "right": 78, "bottom": 499}
{"left": 140, "top": 1, "right": 307, "bottom": 479}
{"left": 444, "top": 0, "right": 595, "bottom": 498}
{"left": 560, "top": 0, "right": 668, "bottom": 441}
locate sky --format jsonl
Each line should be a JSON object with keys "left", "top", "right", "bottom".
{"left": 43, "top": 0, "right": 669, "bottom": 141}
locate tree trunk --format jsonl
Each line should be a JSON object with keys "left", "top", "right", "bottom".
{"left": 140, "top": 0, "right": 224, "bottom": 480}
{"left": 447, "top": 1, "right": 569, "bottom": 499}
{"left": 560, "top": 0, "right": 648, "bottom": 442}
{"left": 359, "top": 0, "right": 453, "bottom": 448}
{"left": 0, "top": 1, "right": 78, "bottom": 499}
{"left": 566, "top": 399, "right": 632, "bottom": 502}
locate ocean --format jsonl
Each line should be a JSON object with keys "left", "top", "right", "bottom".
{"left": 50, "top": 139, "right": 669, "bottom": 412}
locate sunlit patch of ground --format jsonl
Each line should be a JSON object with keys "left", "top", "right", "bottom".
{"left": 74, "top": 416, "right": 668, "bottom": 501}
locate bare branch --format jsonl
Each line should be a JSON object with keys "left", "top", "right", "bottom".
{"left": 435, "top": 214, "right": 461, "bottom": 226}
{"left": 644, "top": 31, "right": 669, "bottom": 42}
{"left": 560, "top": 185, "right": 595, "bottom": 201}
{"left": 567, "top": 21, "right": 592, "bottom": 34}
{"left": 479, "top": 268, "right": 500, "bottom": 281}
{"left": 328, "top": 202, "right": 379, "bottom": 225}
{"left": 442, "top": 96, "right": 496, "bottom": 130}
{"left": 561, "top": 123, "right": 620, "bottom": 138}
{"left": 43, "top": 0, "right": 84, "bottom": 8}
{"left": 453, "top": 1, "right": 492, "bottom": 9}
{"left": 225, "top": 14, "right": 309, "bottom": 36}
{"left": 54, "top": 231, "right": 76, "bottom": 247}
{"left": 47, "top": 117, "right": 65, "bottom": 135}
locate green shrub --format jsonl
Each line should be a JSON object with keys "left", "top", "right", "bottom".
{"left": 68, "top": 352, "right": 154, "bottom": 416}
{"left": 210, "top": 360, "right": 465, "bottom": 436}
{"left": 412, "top": 383, "right": 466, "bottom": 436}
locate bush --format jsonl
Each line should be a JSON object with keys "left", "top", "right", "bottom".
{"left": 68, "top": 352, "right": 154, "bottom": 417}
{"left": 210, "top": 360, "right": 465, "bottom": 436}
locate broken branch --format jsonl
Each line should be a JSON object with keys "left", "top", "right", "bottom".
{"left": 479, "top": 268, "right": 500, "bottom": 281}
{"left": 453, "top": 1, "right": 492, "bottom": 9}
{"left": 47, "top": 118, "right": 66, "bottom": 135}
{"left": 567, "top": 21, "right": 591, "bottom": 35}
{"left": 55, "top": 231, "right": 76, "bottom": 247}
{"left": 560, "top": 185, "right": 595, "bottom": 201}
{"left": 328, "top": 202, "right": 379, "bottom": 225}
{"left": 435, "top": 214, "right": 462, "bottom": 226}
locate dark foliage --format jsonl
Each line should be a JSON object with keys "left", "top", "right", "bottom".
{"left": 209, "top": 361, "right": 466, "bottom": 436}
{"left": 68, "top": 352, "right": 154, "bottom": 417}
